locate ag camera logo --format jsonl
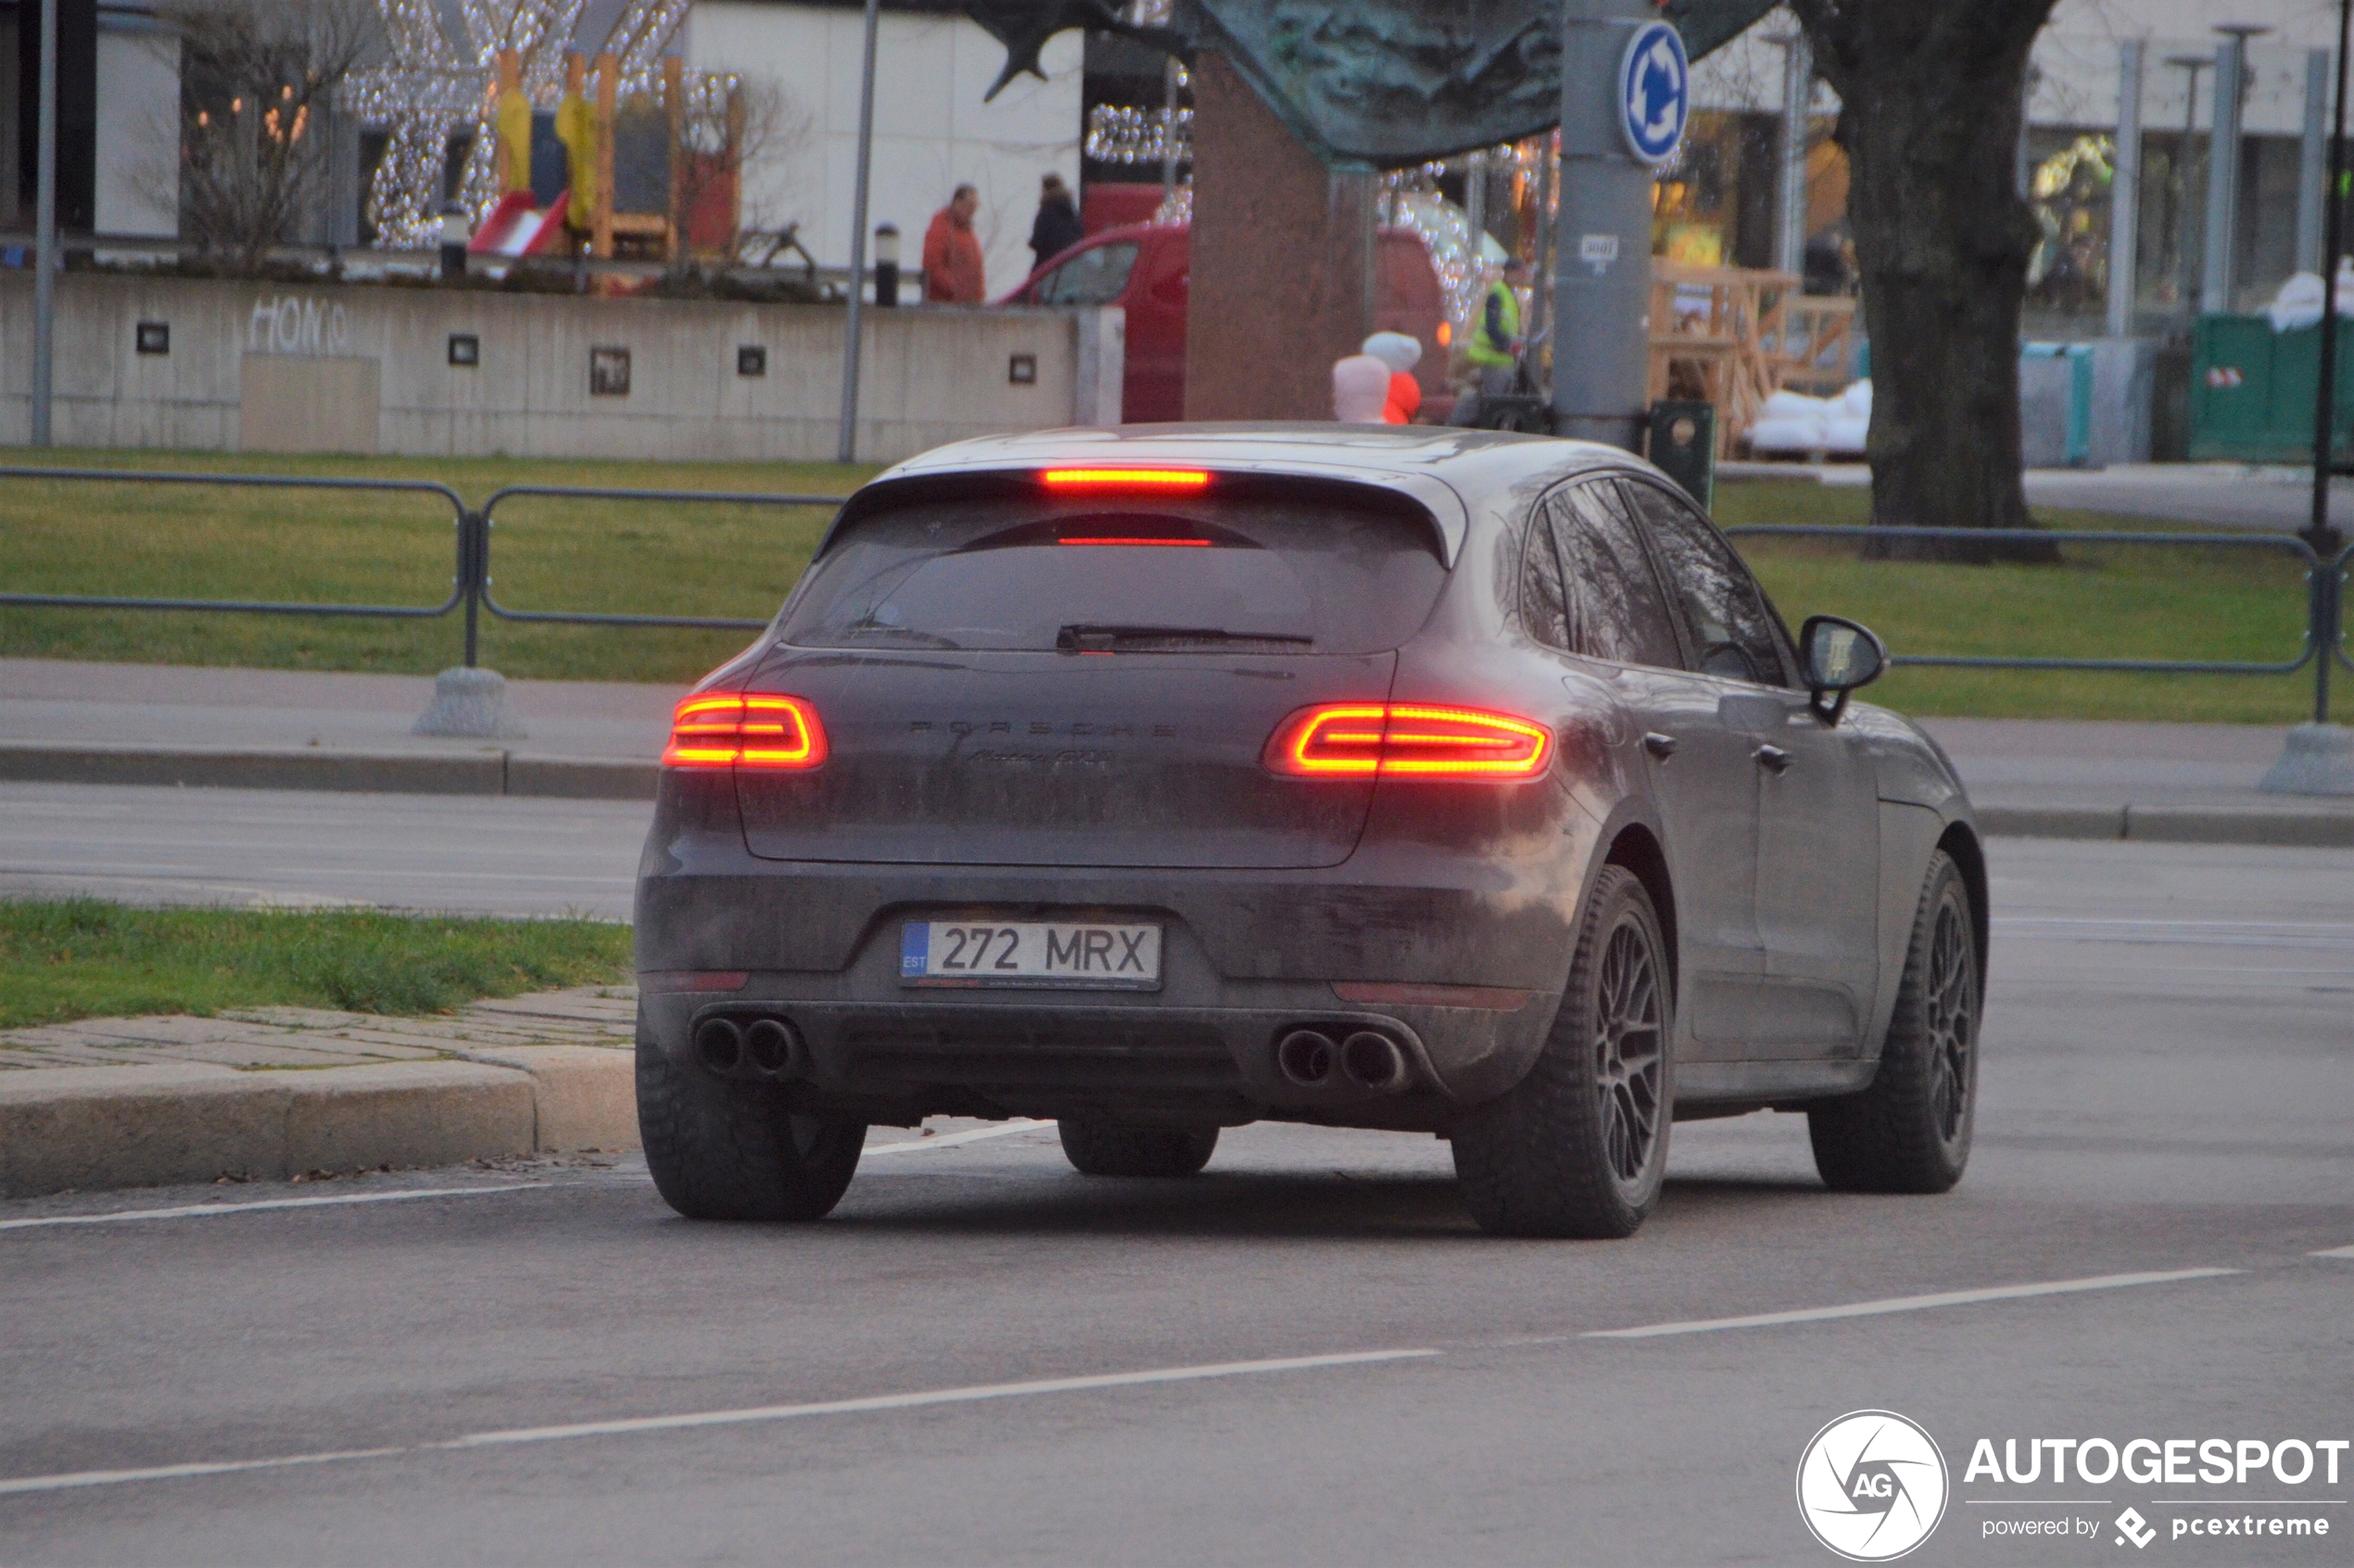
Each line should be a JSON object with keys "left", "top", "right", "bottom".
{"left": 1797, "top": 1410, "right": 1950, "bottom": 1562}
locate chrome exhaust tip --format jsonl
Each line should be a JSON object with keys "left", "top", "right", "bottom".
{"left": 694, "top": 1017, "right": 744, "bottom": 1074}
{"left": 743, "top": 1017, "right": 801, "bottom": 1076}
{"left": 1275, "top": 1029, "right": 1337, "bottom": 1087}
{"left": 1340, "top": 1031, "right": 1407, "bottom": 1092}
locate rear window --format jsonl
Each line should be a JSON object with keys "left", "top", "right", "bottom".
{"left": 782, "top": 494, "right": 1446, "bottom": 655}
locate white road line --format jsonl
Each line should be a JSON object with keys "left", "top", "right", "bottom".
{"left": 1583, "top": 1268, "right": 2242, "bottom": 1339}
{"left": 864, "top": 1120, "right": 1048, "bottom": 1157}
{"left": 0, "top": 1349, "right": 1438, "bottom": 1498}
{"left": 0, "top": 1185, "right": 539, "bottom": 1233}
{"left": 2310, "top": 1244, "right": 2354, "bottom": 1259}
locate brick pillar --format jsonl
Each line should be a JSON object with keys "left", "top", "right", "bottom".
{"left": 1183, "top": 51, "right": 1375, "bottom": 422}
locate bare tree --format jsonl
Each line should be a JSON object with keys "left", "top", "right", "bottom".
{"left": 668, "top": 76, "right": 815, "bottom": 277}
{"left": 156, "top": 0, "right": 377, "bottom": 271}
{"left": 1786, "top": 0, "right": 2062, "bottom": 558}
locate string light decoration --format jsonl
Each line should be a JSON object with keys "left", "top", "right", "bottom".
{"left": 340, "top": 0, "right": 730, "bottom": 249}
{"left": 1083, "top": 104, "right": 1192, "bottom": 167}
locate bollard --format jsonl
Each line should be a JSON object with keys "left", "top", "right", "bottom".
{"left": 874, "top": 223, "right": 901, "bottom": 308}
{"left": 1647, "top": 399, "right": 1716, "bottom": 512}
{"left": 439, "top": 202, "right": 470, "bottom": 281}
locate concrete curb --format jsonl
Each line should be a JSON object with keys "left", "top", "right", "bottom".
{"left": 1976, "top": 803, "right": 2354, "bottom": 847}
{"left": 0, "top": 1051, "right": 637, "bottom": 1200}
{"left": 8, "top": 741, "right": 2354, "bottom": 845}
{"left": 0, "top": 741, "right": 656, "bottom": 801}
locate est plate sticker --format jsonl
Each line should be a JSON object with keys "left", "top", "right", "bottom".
{"left": 900, "top": 921, "right": 1162, "bottom": 989}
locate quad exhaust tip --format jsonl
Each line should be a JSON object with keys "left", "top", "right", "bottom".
{"left": 744, "top": 1017, "right": 801, "bottom": 1075}
{"left": 1276, "top": 1026, "right": 1411, "bottom": 1093}
{"left": 695, "top": 1017, "right": 744, "bottom": 1074}
{"left": 1340, "top": 1031, "right": 1406, "bottom": 1092}
{"left": 1275, "top": 1029, "right": 1336, "bottom": 1087}
{"left": 696, "top": 1015, "right": 805, "bottom": 1079}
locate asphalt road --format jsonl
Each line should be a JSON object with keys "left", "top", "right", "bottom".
{"left": 2, "top": 833, "right": 2349, "bottom": 1565}
{"left": 0, "top": 782, "right": 646, "bottom": 917}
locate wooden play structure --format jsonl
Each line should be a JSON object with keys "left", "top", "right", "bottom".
{"left": 1646, "top": 261, "right": 1859, "bottom": 453}
{"left": 470, "top": 47, "right": 744, "bottom": 267}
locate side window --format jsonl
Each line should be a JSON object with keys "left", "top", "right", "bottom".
{"left": 1518, "top": 513, "right": 1573, "bottom": 651}
{"left": 1543, "top": 483, "right": 1685, "bottom": 669}
{"left": 1035, "top": 242, "right": 1140, "bottom": 306}
{"left": 1613, "top": 480, "right": 1791, "bottom": 686}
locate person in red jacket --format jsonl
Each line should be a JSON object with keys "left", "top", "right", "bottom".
{"left": 922, "top": 184, "right": 986, "bottom": 304}
{"left": 1363, "top": 332, "right": 1424, "bottom": 424}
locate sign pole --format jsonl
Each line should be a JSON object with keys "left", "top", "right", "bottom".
{"left": 1551, "top": 0, "right": 1684, "bottom": 452}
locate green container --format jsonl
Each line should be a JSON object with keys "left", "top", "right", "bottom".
{"left": 1648, "top": 399, "right": 1715, "bottom": 512}
{"left": 2189, "top": 313, "right": 2354, "bottom": 466}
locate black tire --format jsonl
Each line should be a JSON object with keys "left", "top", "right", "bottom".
{"left": 1808, "top": 851, "right": 1981, "bottom": 1194}
{"left": 1057, "top": 1120, "right": 1219, "bottom": 1178}
{"left": 636, "top": 1030, "right": 866, "bottom": 1220}
{"left": 1451, "top": 865, "right": 1674, "bottom": 1238}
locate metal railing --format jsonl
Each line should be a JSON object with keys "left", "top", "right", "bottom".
{"left": 0, "top": 465, "right": 849, "bottom": 670}
{"left": 2, "top": 467, "right": 2347, "bottom": 723}
{"left": 476, "top": 484, "right": 847, "bottom": 636}
{"left": 1721, "top": 524, "right": 2354, "bottom": 725}
{"left": 0, "top": 465, "right": 469, "bottom": 619}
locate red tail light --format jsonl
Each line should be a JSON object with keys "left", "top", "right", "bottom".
{"left": 1039, "top": 467, "right": 1212, "bottom": 492}
{"left": 1265, "top": 703, "right": 1552, "bottom": 780}
{"left": 663, "top": 694, "right": 828, "bottom": 770}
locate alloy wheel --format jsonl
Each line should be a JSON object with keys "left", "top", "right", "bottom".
{"left": 1926, "top": 897, "right": 1977, "bottom": 1145}
{"left": 1592, "top": 917, "right": 1665, "bottom": 1188}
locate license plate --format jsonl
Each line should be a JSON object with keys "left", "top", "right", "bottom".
{"left": 899, "top": 920, "right": 1162, "bottom": 990}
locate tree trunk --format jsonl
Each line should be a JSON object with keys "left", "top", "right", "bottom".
{"left": 1793, "top": 0, "right": 2060, "bottom": 563}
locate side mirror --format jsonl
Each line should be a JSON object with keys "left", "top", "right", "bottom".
{"left": 1799, "top": 615, "right": 1886, "bottom": 722}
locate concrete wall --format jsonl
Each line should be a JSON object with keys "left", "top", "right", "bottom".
{"left": 687, "top": 2, "right": 1082, "bottom": 300}
{"left": 0, "top": 273, "right": 1122, "bottom": 462}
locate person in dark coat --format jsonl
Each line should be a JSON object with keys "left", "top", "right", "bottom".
{"left": 1029, "top": 172, "right": 1085, "bottom": 273}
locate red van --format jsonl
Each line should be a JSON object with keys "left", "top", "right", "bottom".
{"left": 999, "top": 221, "right": 1451, "bottom": 424}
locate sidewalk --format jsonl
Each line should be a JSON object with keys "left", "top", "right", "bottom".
{"left": 3, "top": 658, "right": 2350, "bottom": 843}
{"left": 0, "top": 985, "right": 638, "bottom": 1198}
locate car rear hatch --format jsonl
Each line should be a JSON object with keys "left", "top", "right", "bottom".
{"left": 731, "top": 470, "right": 1451, "bottom": 869}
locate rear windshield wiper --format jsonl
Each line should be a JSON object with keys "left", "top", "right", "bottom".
{"left": 1056, "top": 624, "right": 1314, "bottom": 651}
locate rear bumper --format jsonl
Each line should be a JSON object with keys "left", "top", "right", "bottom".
{"left": 637, "top": 982, "right": 1558, "bottom": 1132}
{"left": 634, "top": 776, "right": 1594, "bottom": 1129}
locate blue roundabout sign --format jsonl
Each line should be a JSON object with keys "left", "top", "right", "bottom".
{"left": 1619, "top": 20, "right": 1690, "bottom": 166}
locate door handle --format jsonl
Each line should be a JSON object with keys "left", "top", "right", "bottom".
{"left": 1755, "top": 744, "right": 1792, "bottom": 775}
{"left": 1642, "top": 732, "right": 1677, "bottom": 760}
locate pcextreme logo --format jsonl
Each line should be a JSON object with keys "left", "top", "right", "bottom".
{"left": 1798, "top": 1410, "right": 1953, "bottom": 1562}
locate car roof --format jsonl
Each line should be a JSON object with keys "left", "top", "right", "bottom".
{"left": 868, "top": 424, "right": 1647, "bottom": 566}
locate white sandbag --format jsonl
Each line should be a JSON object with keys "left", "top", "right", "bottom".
{"left": 1761, "top": 389, "right": 1829, "bottom": 420}
{"left": 2268, "top": 272, "right": 2325, "bottom": 333}
{"left": 1748, "top": 414, "right": 1829, "bottom": 452}
{"left": 1822, "top": 413, "right": 1869, "bottom": 455}
{"left": 1838, "top": 378, "right": 1872, "bottom": 416}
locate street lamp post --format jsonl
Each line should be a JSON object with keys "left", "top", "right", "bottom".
{"left": 32, "top": 0, "right": 58, "bottom": 448}
{"left": 2262, "top": 0, "right": 2354, "bottom": 792}
{"left": 2305, "top": 0, "right": 2349, "bottom": 677}
{"left": 835, "top": 0, "right": 883, "bottom": 465}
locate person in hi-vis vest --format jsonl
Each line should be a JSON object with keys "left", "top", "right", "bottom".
{"left": 1450, "top": 256, "right": 1526, "bottom": 427}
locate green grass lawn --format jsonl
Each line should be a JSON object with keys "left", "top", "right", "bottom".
{"left": 0, "top": 447, "right": 2329, "bottom": 721}
{"left": 0, "top": 448, "right": 877, "bottom": 685}
{"left": 1714, "top": 481, "right": 2323, "bottom": 725}
{"left": 0, "top": 898, "right": 632, "bottom": 1030}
